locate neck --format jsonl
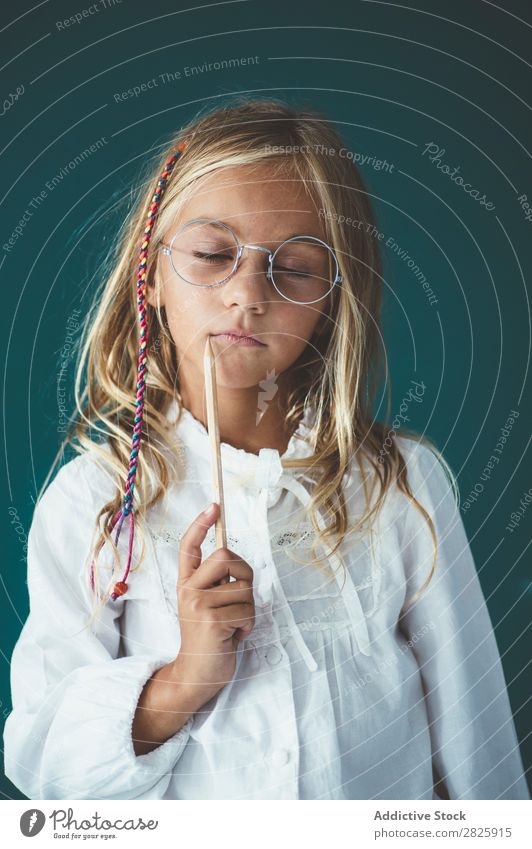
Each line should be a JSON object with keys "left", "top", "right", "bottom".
{"left": 179, "top": 377, "right": 294, "bottom": 456}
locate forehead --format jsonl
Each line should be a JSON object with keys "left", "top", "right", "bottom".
{"left": 171, "top": 162, "right": 326, "bottom": 241}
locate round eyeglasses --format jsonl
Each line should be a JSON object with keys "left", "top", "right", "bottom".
{"left": 158, "top": 218, "right": 343, "bottom": 305}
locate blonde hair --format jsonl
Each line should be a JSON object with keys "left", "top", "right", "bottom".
{"left": 41, "top": 96, "right": 458, "bottom": 626}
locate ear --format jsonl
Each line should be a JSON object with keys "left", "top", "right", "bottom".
{"left": 145, "top": 269, "right": 166, "bottom": 308}
{"left": 144, "top": 283, "right": 158, "bottom": 308}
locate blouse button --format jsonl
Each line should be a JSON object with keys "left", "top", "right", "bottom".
{"left": 265, "top": 645, "right": 283, "bottom": 665}
{"left": 270, "top": 748, "right": 290, "bottom": 767}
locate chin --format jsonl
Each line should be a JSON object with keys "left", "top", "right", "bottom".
{"left": 210, "top": 358, "right": 273, "bottom": 388}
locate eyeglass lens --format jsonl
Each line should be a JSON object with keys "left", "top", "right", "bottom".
{"left": 167, "top": 220, "right": 336, "bottom": 304}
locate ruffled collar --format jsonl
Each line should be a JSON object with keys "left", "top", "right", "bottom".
{"left": 166, "top": 397, "right": 317, "bottom": 501}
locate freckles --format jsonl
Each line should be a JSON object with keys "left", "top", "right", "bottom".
{"left": 281, "top": 305, "right": 324, "bottom": 337}
{"left": 163, "top": 282, "right": 207, "bottom": 320}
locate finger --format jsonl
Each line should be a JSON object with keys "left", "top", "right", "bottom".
{"left": 186, "top": 550, "right": 254, "bottom": 591}
{"left": 202, "top": 579, "right": 254, "bottom": 608}
{"left": 215, "top": 602, "right": 255, "bottom": 632}
{"left": 178, "top": 503, "right": 220, "bottom": 581}
{"left": 178, "top": 600, "right": 254, "bottom": 630}
{"left": 234, "top": 617, "right": 255, "bottom": 641}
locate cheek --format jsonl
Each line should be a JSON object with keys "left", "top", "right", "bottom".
{"left": 166, "top": 295, "right": 203, "bottom": 327}
{"left": 163, "top": 287, "right": 215, "bottom": 340}
{"left": 273, "top": 304, "right": 325, "bottom": 343}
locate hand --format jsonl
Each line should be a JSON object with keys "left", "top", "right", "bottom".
{"left": 172, "top": 503, "right": 255, "bottom": 705}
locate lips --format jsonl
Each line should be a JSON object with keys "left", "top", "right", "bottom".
{"left": 211, "top": 328, "right": 266, "bottom": 346}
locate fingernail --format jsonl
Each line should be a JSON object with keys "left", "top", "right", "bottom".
{"left": 202, "top": 503, "right": 215, "bottom": 515}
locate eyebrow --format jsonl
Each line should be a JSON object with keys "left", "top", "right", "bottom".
{"left": 194, "top": 217, "right": 320, "bottom": 241}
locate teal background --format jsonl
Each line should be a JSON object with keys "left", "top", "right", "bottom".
{"left": 2, "top": 0, "right": 530, "bottom": 798}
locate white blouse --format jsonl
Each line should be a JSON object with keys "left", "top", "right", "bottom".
{"left": 4, "top": 400, "right": 529, "bottom": 800}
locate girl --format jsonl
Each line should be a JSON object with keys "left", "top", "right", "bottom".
{"left": 4, "top": 98, "right": 529, "bottom": 801}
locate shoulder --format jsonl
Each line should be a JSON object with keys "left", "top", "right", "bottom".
{"left": 395, "top": 434, "right": 457, "bottom": 496}
{"left": 396, "top": 436, "right": 456, "bottom": 489}
{"left": 393, "top": 432, "right": 439, "bottom": 466}
{"left": 394, "top": 438, "right": 465, "bottom": 569}
{"left": 34, "top": 444, "right": 118, "bottom": 524}
{"left": 372, "top": 433, "right": 460, "bottom": 530}
{"left": 27, "top": 445, "right": 124, "bottom": 593}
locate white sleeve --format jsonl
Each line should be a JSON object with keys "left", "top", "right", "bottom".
{"left": 3, "top": 457, "right": 193, "bottom": 800}
{"left": 397, "top": 441, "right": 530, "bottom": 800}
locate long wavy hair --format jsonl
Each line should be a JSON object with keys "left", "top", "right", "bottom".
{"left": 41, "top": 96, "right": 458, "bottom": 625}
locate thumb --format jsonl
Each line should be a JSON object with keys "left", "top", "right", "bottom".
{"left": 178, "top": 502, "right": 220, "bottom": 582}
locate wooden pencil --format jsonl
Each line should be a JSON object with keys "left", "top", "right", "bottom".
{"left": 203, "top": 337, "right": 230, "bottom": 584}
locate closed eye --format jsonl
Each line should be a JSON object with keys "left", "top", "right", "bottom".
{"left": 275, "top": 265, "right": 312, "bottom": 277}
{"left": 193, "top": 251, "right": 234, "bottom": 263}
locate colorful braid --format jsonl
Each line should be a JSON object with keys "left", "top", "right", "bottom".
{"left": 90, "top": 141, "right": 186, "bottom": 602}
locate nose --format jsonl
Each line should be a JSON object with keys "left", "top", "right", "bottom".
{"left": 220, "top": 246, "right": 272, "bottom": 311}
